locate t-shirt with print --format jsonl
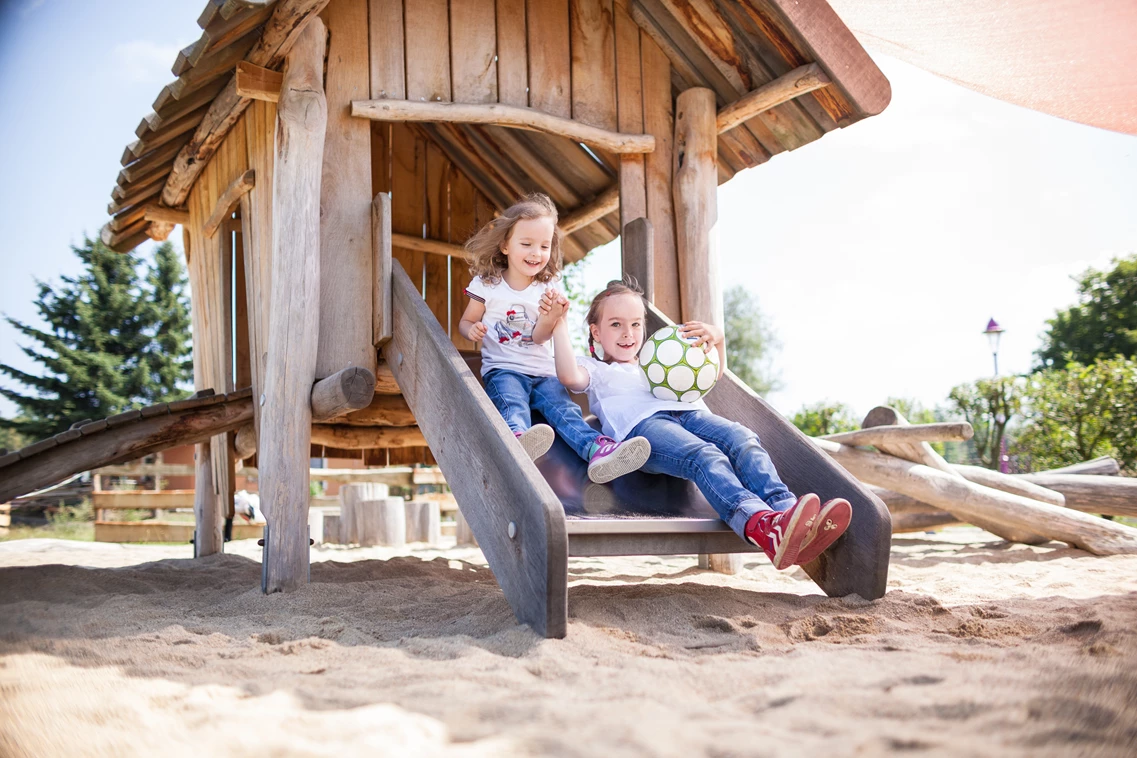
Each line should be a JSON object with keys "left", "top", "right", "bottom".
{"left": 576, "top": 356, "right": 708, "bottom": 441}
{"left": 465, "top": 276, "right": 564, "bottom": 378}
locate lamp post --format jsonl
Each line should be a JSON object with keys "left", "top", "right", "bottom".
{"left": 983, "top": 318, "right": 1009, "bottom": 472}
{"left": 983, "top": 318, "right": 1004, "bottom": 377}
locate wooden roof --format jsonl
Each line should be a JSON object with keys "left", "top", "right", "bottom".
{"left": 102, "top": 0, "right": 889, "bottom": 254}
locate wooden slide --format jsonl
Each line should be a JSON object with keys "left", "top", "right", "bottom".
{"left": 387, "top": 261, "right": 892, "bottom": 638}
{"left": 0, "top": 389, "right": 253, "bottom": 505}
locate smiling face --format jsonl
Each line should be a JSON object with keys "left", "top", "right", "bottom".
{"left": 590, "top": 292, "right": 646, "bottom": 364}
{"left": 501, "top": 215, "right": 555, "bottom": 284}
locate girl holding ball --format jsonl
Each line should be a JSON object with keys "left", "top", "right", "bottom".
{"left": 543, "top": 278, "right": 851, "bottom": 570}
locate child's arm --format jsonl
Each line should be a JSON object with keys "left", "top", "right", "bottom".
{"left": 458, "top": 299, "right": 489, "bottom": 342}
{"left": 679, "top": 321, "right": 727, "bottom": 378}
{"left": 551, "top": 318, "right": 590, "bottom": 392}
{"left": 532, "top": 288, "right": 568, "bottom": 345}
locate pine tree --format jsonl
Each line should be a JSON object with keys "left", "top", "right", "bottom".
{"left": 140, "top": 242, "right": 193, "bottom": 404}
{"left": 0, "top": 237, "right": 193, "bottom": 440}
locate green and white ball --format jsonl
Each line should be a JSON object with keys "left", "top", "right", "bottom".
{"left": 639, "top": 325, "right": 720, "bottom": 402}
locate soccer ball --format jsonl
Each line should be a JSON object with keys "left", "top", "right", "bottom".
{"left": 639, "top": 325, "right": 720, "bottom": 402}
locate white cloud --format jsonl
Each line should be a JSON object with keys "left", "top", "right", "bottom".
{"left": 112, "top": 39, "right": 182, "bottom": 84}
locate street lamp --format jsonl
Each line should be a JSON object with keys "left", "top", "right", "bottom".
{"left": 983, "top": 318, "right": 1004, "bottom": 376}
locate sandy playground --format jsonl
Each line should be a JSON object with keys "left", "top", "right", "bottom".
{"left": 1, "top": 530, "right": 1136, "bottom": 757}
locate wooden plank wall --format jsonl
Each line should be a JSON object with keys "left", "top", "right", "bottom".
{"left": 186, "top": 119, "right": 249, "bottom": 505}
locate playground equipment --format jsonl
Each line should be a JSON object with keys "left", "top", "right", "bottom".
{"left": 4, "top": 0, "right": 903, "bottom": 637}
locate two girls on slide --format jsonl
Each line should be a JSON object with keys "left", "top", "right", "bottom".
{"left": 462, "top": 193, "right": 851, "bottom": 568}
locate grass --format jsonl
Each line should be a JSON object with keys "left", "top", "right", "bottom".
{"left": 1, "top": 499, "right": 95, "bottom": 542}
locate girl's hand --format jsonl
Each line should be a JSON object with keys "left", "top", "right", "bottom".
{"left": 679, "top": 321, "right": 723, "bottom": 353}
{"left": 539, "top": 289, "right": 569, "bottom": 321}
{"left": 468, "top": 321, "right": 488, "bottom": 342}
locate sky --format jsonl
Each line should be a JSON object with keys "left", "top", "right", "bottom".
{"left": 1, "top": 0, "right": 1135, "bottom": 422}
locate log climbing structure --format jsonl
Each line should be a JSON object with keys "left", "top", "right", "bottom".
{"left": 4, "top": 0, "right": 901, "bottom": 637}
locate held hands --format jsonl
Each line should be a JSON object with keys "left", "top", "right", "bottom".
{"left": 678, "top": 321, "right": 723, "bottom": 353}
{"left": 538, "top": 288, "right": 570, "bottom": 322}
{"left": 467, "top": 321, "right": 489, "bottom": 342}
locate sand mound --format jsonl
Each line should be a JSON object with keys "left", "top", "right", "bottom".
{"left": 2, "top": 531, "right": 1136, "bottom": 756}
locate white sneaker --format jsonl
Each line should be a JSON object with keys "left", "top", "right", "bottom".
{"left": 515, "top": 424, "right": 554, "bottom": 461}
{"left": 587, "top": 435, "right": 650, "bottom": 483}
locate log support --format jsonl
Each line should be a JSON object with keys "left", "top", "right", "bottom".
{"left": 673, "top": 87, "right": 728, "bottom": 571}
{"left": 622, "top": 217, "right": 654, "bottom": 302}
{"left": 193, "top": 440, "right": 224, "bottom": 556}
{"left": 310, "top": 366, "right": 377, "bottom": 421}
{"left": 260, "top": 18, "right": 326, "bottom": 593}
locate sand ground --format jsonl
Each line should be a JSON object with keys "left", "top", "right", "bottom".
{"left": 1, "top": 529, "right": 1135, "bottom": 757}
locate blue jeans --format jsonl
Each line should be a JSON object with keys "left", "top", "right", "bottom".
{"left": 484, "top": 369, "right": 601, "bottom": 461}
{"left": 629, "top": 410, "right": 797, "bottom": 537}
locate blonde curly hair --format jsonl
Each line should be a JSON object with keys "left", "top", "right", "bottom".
{"left": 465, "top": 193, "right": 564, "bottom": 285}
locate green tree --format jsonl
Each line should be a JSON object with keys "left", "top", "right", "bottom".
{"left": 945, "top": 377, "right": 1024, "bottom": 469}
{"left": 723, "top": 285, "right": 780, "bottom": 395}
{"left": 1035, "top": 254, "right": 1137, "bottom": 369}
{"left": 792, "top": 401, "right": 858, "bottom": 437}
{"left": 0, "top": 238, "right": 193, "bottom": 440}
{"left": 1017, "top": 357, "right": 1137, "bottom": 474}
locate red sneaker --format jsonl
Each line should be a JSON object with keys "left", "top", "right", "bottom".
{"left": 743, "top": 493, "right": 820, "bottom": 570}
{"left": 795, "top": 498, "right": 852, "bottom": 566}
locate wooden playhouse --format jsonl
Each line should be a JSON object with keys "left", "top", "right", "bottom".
{"left": 2, "top": 0, "right": 892, "bottom": 637}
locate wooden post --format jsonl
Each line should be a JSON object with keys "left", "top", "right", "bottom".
{"left": 674, "top": 87, "right": 731, "bottom": 573}
{"left": 193, "top": 440, "right": 223, "bottom": 556}
{"left": 622, "top": 217, "right": 654, "bottom": 302}
{"left": 310, "top": 366, "right": 377, "bottom": 421}
{"left": 672, "top": 87, "right": 721, "bottom": 328}
{"left": 261, "top": 17, "right": 326, "bottom": 593}
{"left": 372, "top": 193, "right": 393, "bottom": 347}
{"left": 341, "top": 483, "right": 404, "bottom": 546}
{"left": 405, "top": 500, "right": 441, "bottom": 544}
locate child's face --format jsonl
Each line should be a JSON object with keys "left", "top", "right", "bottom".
{"left": 590, "top": 293, "right": 645, "bottom": 363}
{"left": 501, "top": 216, "right": 555, "bottom": 280}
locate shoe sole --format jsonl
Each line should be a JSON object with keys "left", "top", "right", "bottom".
{"left": 587, "top": 436, "right": 650, "bottom": 484}
{"left": 748, "top": 493, "right": 819, "bottom": 570}
{"left": 518, "top": 425, "right": 554, "bottom": 461}
{"left": 796, "top": 499, "right": 852, "bottom": 566}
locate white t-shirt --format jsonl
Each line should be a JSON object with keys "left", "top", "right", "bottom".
{"left": 577, "top": 356, "right": 708, "bottom": 441}
{"left": 465, "top": 276, "right": 563, "bottom": 377}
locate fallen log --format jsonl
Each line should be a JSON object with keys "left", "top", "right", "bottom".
{"left": 814, "top": 438, "right": 1137, "bottom": 556}
{"left": 953, "top": 464, "right": 1065, "bottom": 507}
{"left": 1036, "top": 457, "right": 1120, "bottom": 477}
{"left": 1016, "top": 474, "right": 1137, "bottom": 518}
{"left": 822, "top": 422, "right": 974, "bottom": 447}
{"left": 860, "top": 407, "right": 1047, "bottom": 544}
{"left": 865, "top": 485, "right": 962, "bottom": 533}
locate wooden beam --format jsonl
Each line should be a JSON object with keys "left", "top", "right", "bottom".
{"left": 203, "top": 169, "right": 255, "bottom": 237}
{"left": 352, "top": 99, "right": 656, "bottom": 154}
{"left": 92, "top": 490, "right": 196, "bottom": 509}
{"left": 560, "top": 186, "right": 619, "bottom": 234}
{"left": 716, "top": 63, "right": 831, "bottom": 135}
{"left": 622, "top": 217, "right": 654, "bottom": 302}
{"left": 310, "top": 366, "right": 376, "bottom": 421}
{"left": 373, "top": 193, "right": 393, "bottom": 347}
{"left": 389, "top": 232, "right": 467, "bottom": 258}
{"left": 260, "top": 17, "right": 326, "bottom": 594}
{"left": 821, "top": 422, "right": 974, "bottom": 446}
{"left": 813, "top": 438, "right": 1137, "bottom": 556}
{"left": 145, "top": 221, "right": 177, "bottom": 241}
{"left": 235, "top": 60, "right": 282, "bottom": 101}
{"left": 143, "top": 204, "right": 191, "bottom": 226}
{"left": 953, "top": 464, "right": 1065, "bottom": 507}
{"left": 161, "top": 0, "right": 332, "bottom": 208}
{"left": 1038, "top": 457, "right": 1120, "bottom": 476}
{"left": 1017, "top": 474, "right": 1137, "bottom": 518}
{"left": 96, "top": 521, "right": 263, "bottom": 544}
{"left": 375, "top": 360, "right": 400, "bottom": 394}
{"left": 310, "top": 424, "right": 426, "bottom": 449}
{"left": 234, "top": 423, "right": 257, "bottom": 459}
{"left": 338, "top": 393, "right": 415, "bottom": 426}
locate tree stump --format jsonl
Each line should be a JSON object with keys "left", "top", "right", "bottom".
{"left": 341, "top": 482, "right": 403, "bottom": 546}
{"left": 405, "top": 500, "right": 441, "bottom": 545}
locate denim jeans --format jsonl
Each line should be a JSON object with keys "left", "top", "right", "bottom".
{"left": 629, "top": 410, "right": 797, "bottom": 537}
{"left": 484, "top": 369, "right": 601, "bottom": 461}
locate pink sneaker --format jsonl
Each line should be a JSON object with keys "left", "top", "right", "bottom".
{"left": 587, "top": 435, "right": 650, "bottom": 483}
{"left": 515, "top": 424, "right": 554, "bottom": 461}
{"left": 743, "top": 493, "right": 821, "bottom": 570}
{"left": 795, "top": 498, "right": 852, "bottom": 565}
